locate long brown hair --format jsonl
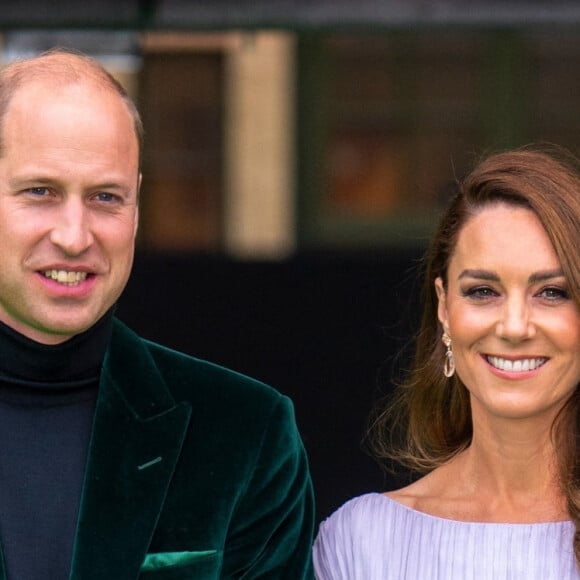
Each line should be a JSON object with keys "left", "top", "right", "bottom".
{"left": 369, "top": 146, "right": 580, "bottom": 561}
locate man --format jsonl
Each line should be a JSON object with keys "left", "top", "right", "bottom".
{"left": 0, "top": 49, "right": 314, "bottom": 579}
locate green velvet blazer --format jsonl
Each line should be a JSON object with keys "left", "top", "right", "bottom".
{"left": 2, "top": 319, "right": 314, "bottom": 579}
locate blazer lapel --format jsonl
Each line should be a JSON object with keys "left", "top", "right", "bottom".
{"left": 69, "top": 320, "right": 192, "bottom": 580}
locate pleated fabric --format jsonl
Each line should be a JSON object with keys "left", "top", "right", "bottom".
{"left": 313, "top": 493, "right": 578, "bottom": 580}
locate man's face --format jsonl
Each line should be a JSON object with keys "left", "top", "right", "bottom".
{"left": 0, "top": 80, "right": 140, "bottom": 344}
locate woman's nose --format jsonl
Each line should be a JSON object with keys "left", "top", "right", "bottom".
{"left": 495, "top": 296, "right": 535, "bottom": 342}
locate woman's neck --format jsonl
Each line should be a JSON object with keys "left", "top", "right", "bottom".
{"left": 389, "top": 417, "right": 568, "bottom": 523}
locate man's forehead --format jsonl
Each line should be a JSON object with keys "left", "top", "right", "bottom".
{"left": 11, "top": 77, "right": 115, "bottom": 105}
{"left": 0, "top": 61, "right": 141, "bottom": 166}
{"left": 6, "top": 80, "right": 136, "bottom": 137}
{"left": 0, "top": 81, "right": 140, "bottom": 172}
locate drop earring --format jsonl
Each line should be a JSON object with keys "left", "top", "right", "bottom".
{"left": 442, "top": 332, "right": 455, "bottom": 378}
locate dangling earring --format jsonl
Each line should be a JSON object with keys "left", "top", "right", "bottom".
{"left": 442, "top": 332, "right": 455, "bottom": 378}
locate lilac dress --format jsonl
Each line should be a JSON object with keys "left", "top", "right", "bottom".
{"left": 313, "top": 493, "right": 578, "bottom": 579}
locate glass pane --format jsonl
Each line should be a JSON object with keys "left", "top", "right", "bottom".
{"left": 526, "top": 32, "right": 580, "bottom": 150}
{"left": 138, "top": 50, "right": 223, "bottom": 250}
{"left": 326, "top": 33, "right": 481, "bottom": 215}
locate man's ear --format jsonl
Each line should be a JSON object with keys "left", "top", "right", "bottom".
{"left": 435, "top": 277, "right": 449, "bottom": 334}
{"left": 133, "top": 173, "right": 142, "bottom": 237}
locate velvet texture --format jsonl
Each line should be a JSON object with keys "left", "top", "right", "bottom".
{"left": 0, "top": 319, "right": 314, "bottom": 579}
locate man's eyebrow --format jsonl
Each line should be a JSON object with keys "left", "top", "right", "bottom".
{"left": 89, "top": 182, "right": 129, "bottom": 192}
{"left": 9, "top": 176, "right": 55, "bottom": 187}
{"left": 10, "top": 176, "right": 130, "bottom": 192}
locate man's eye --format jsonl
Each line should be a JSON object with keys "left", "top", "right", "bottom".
{"left": 95, "top": 192, "right": 118, "bottom": 203}
{"left": 27, "top": 187, "right": 49, "bottom": 196}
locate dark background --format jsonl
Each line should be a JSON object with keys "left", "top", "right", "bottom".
{"left": 117, "top": 249, "right": 424, "bottom": 523}
{"left": 2, "top": 0, "right": 580, "bottom": 30}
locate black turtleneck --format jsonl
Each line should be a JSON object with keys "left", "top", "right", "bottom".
{"left": 0, "top": 311, "right": 113, "bottom": 580}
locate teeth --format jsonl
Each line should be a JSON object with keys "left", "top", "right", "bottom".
{"left": 487, "top": 356, "right": 547, "bottom": 372}
{"left": 43, "top": 270, "right": 88, "bottom": 286}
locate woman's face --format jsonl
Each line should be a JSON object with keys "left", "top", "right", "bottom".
{"left": 435, "top": 203, "right": 580, "bottom": 424}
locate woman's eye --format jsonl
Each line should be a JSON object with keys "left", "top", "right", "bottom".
{"left": 538, "top": 287, "right": 569, "bottom": 301}
{"left": 462, "top": 286, "right": 498, "bottom": 299}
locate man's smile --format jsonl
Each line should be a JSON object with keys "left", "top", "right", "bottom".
{"left": 42, "top": 269, "right": 89, "bottom": 286}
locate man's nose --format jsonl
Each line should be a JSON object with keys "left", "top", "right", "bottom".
{"left": 495, "top": 296, "right": 535, "bottom": 342}
{"left": 49, "top": 199, "right": 94, "bottom": 256}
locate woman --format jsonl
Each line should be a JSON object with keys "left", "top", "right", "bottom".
{"left": 313, "top": 147, "right": 580, "bottom": 579}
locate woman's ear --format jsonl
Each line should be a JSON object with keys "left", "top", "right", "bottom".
{"left": 435, "top": 277, "right": 449, "bottom": 334}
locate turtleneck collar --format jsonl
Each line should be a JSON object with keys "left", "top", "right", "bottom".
{"left": 0, "top": 308, "right": 114, "bottom": 387}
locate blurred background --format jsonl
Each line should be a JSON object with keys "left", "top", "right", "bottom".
{"left": 2, "top": 0, "right": 580, "bottom": 523}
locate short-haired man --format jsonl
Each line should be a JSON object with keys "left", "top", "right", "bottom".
{"left": 0, "top": 49, "right": 314, "bottom": 579}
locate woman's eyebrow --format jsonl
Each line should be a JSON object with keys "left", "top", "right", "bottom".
{"left": 458, "top": 269, "right": 499, "bottom": 281}
{"left": 528, "top": 270, "right": 564, "bottom": 284}
{"left": 458, "top": 268, "right": 564, "bottom": 284}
